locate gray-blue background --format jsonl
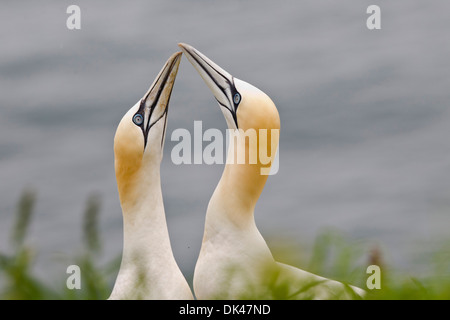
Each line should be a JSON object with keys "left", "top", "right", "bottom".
{"left": 1, "top": 1, "right": 449, "bottom": 287}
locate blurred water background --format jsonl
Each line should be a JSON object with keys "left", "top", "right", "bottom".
{"left": 1, "top": 1, "right": 449, "bottom": 291}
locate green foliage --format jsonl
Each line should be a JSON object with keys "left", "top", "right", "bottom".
{"left": 299, "top": 228, "right": 450, "bottom": 300}
{"left": 61, "top": 193, "right": 118, "bottom": 300}
{"left": 307, "top": 228, "right": 365, "bottom": 285}
{"left": 0, "top": 190, "right": 119, "bottom": 300}
{"left": 0, "top": 189, "right": 56, "bottom": 299}
{"left": 0, "top": 190, "right": 449, "bottom": 300}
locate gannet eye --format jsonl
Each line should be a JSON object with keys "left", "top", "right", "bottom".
{"left": 133, "top": 113, "right": 144, "bottom": 126}
{"left": 233, "top": 93, "right": 241, "bottom": 105}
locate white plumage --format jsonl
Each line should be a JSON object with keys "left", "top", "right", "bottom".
{"left": 109, "top": 52, "right": 193, "bottom": 300}
{"left": 179, "top": 43, "right": 365, "bottom": 299}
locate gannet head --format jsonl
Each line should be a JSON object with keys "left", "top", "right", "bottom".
{"left": 114, "top": 52, "right": 181, "bottom": 208}
{"left": 179, "top": 43, "right": 279, "bottom": 183}
{"left": 178, "top": 43, "right": 280, "bottom": 133}
{"left": 179, "top": 43, "right": 280, "bottom": 212}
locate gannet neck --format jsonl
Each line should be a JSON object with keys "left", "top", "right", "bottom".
{"left": 111, "top": 139, "right": 193, "bottom": 299}
{"left": 111, "top": 165, "right": 184, "bottom": 299}
{"left": 207, "top": 134, "right": 273, "bottom": 225}
{"left": 195, "top": 95, "right": 281, "bottom": 299}
{"left": 114, "top": 144, "right": 160, "bottom": 216}
{"left": 208, "top": 82, "right": 280, "bottom": 224}
{"left": 116, "top": 155, "right": 162, "bottom": 222}
{"left": 120, "top": 165, "right": 166, "bottom": 261}
{"left": 111, "top": 126, "right": 193, "bottom": 300}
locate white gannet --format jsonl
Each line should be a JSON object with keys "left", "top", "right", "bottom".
{"left": 109, "top": 52, "right": 193, "bottom": 300}
{"left": 178, "top": 43, "right": 365, "bottom": 300}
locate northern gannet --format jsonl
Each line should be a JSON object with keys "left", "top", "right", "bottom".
{"left": 109, "top": 52, "right": 193, "bottom": 300}
{"left": 178, "top": 43, "right": 365, "bottom": 300}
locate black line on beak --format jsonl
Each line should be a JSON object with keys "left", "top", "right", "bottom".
{"left": 135, "top": 57, "right": 178, "bottom": 149}
{"left": 187, "top": 49, "right": 240, "bottom": 129}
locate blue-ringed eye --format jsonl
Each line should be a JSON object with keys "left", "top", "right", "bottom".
{"left": 133, "top": 113, "right": 144, "bottom": 126}
{"left": 233, "top": 93, "right": 241, "bottom": 105}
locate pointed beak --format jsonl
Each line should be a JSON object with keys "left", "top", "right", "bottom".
{"left": 178, "top": 43, "right": 240, "bottom": 129}
{"left": 137, "top": 51, "right": 182, "bottom": 147}
{"left": 141, "top": 51, "right": 182, "bottom": 117}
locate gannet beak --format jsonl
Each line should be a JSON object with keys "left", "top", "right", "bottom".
{"left": 178, "top": 43, "right": 240, "bottom": 129}
{"left": 136, "top": 51, "right": 182, "bottom": 147}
